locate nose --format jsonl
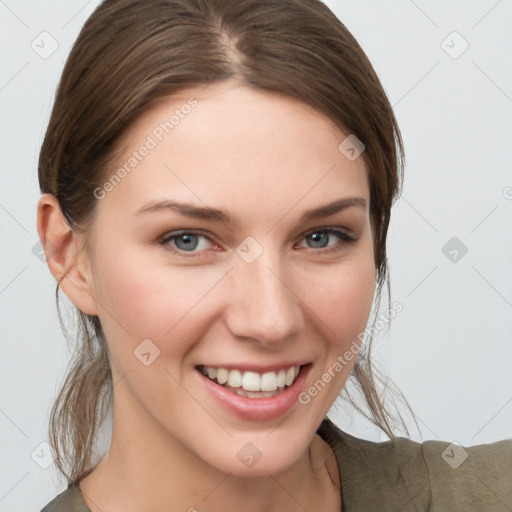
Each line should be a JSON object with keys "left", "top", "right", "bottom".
{"left": 224, "top": 252, "right": 304, "bottom": 346}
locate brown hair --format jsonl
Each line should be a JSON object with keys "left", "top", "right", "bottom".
{"left": 39, "top": 0, "right": 416, "bottom": 485}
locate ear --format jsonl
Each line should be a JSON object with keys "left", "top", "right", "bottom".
{"left": 36, "top": 193, "right": 99, "bottom": 316}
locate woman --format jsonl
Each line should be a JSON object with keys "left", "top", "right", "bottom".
{"left": 37, "top": 0, "right": 511, "bottom": 510}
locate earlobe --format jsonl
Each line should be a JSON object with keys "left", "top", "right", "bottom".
{"left": 36, "top": 193, "right": 99, "bottom": 316}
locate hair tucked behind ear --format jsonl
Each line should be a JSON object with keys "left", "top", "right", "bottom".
{"left": 49, "top": 269, "right": 112, "bottom": 483}
{"left": 39, "top": 0, "right": 417, "bottom": 484}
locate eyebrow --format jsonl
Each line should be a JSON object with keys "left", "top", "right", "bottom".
{"left": 135, "top": 197, "right": 367, "bottom": 227}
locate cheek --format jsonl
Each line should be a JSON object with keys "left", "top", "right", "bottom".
{"left": 300, "top": 255, "right": 376, "bottom": 344}
{"left": 91, "top": 245, "right": 227, "bottom": 352}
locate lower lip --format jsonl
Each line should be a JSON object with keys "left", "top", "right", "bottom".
{"left": 197, "top": 364, "right": 312, "bottom": 421}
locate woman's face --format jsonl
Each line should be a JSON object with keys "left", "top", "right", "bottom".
{"left": 82, "top": 80, "right": 376, "bottom": 476}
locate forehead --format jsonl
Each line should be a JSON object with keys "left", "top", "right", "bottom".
{"left": 97, "top": 81, "right": 369, "bottom": 221}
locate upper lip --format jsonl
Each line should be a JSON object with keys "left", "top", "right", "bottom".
{"left": 196, "top": 361, "right": 311, "bottom": 373}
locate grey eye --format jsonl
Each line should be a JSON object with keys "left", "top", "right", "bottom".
{"left": 174, "top": 234, "right": 199, "bottom": 251}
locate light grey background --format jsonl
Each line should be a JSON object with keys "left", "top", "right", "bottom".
{"left": 1, "top": 0, "right": 511, "bottom": 510}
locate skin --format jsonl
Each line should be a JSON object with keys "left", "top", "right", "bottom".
{"left": 38, "top": 80, "right": 377, "bottom": 511}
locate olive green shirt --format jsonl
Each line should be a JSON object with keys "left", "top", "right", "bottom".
{"left": 40, "top": 416, "right": 512, "bottom": 511}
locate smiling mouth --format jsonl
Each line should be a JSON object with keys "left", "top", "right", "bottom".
{"left": 196, "top": 364, "right": 309, "bottom": 399}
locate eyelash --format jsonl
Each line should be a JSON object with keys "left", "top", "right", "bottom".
{"left": 159, "top": 228, "right": 356, "bottom": 258}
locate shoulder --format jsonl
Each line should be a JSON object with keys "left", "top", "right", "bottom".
{"left": 419, "top": 435, "right": 512, "bottom": 509}
{"left": 40, "top": 484, "right": 90, "bottom": 512}
{"left": 317, "top": 416, "right": 512, "bottom": 511}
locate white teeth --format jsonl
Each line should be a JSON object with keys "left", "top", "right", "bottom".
{"left": 201, "top": 365, "right": 301, "bottom": 392}
{"left": 260, "top": 371, "right": 277, "bottom": 392}
{"left": 285, "top": 367, "right": 296, "bottom": 386}
{"left": 236, "top": 388, "right": 283, "bottom": 398}
{"left": 276, "top": 369, "right": 286, "bottom": 388}
{"left": 242, "top": 371, "right": 261, "bottom": 391}
{"left": 227, "top": 369, "right": 242, "bottom": 388}
{"left": 216, "top": 368, "right": 229, "bottom": 385}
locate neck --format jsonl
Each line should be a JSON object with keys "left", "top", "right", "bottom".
{"left": 79, "top": 398, "right": 340, "bottom": 512}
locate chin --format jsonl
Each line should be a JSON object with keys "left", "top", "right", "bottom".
{"left": 199, "top": 437, "right": 306, "bottom": 479}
